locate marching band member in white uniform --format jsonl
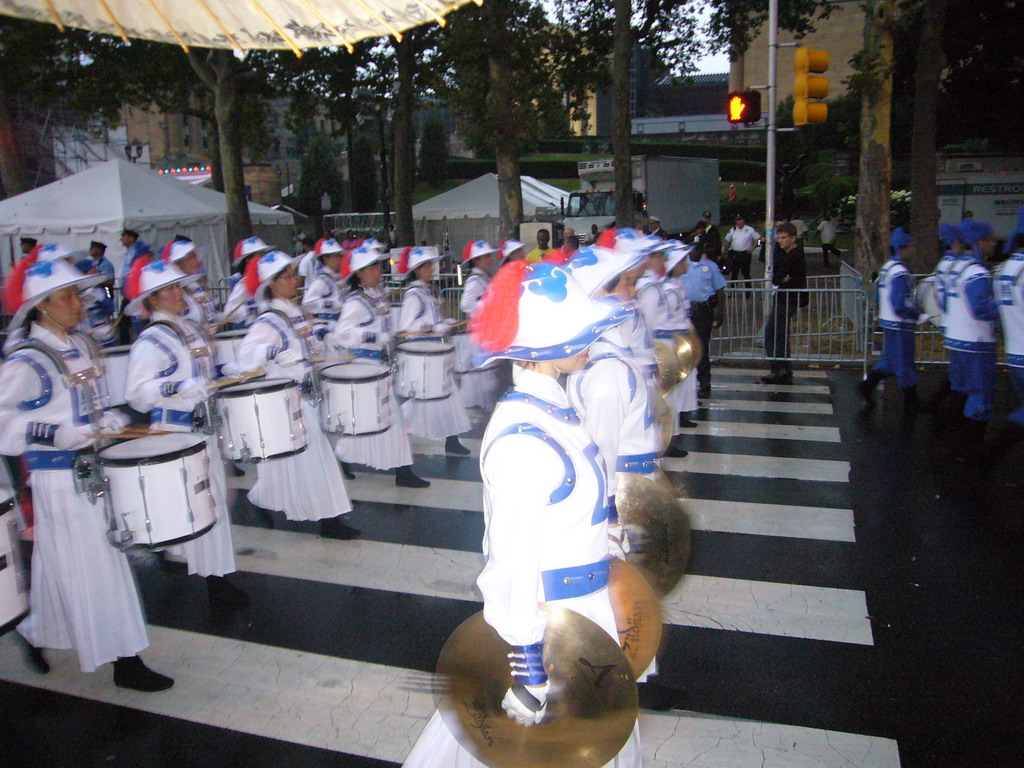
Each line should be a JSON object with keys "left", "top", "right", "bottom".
{"left": 499, "top": 238, "right": 528, "bottom": 264}
{"left": 160, "top": 240, "right": 218, "bottom": 334}
{"left": 403, "top": 260, "right": 642, "bottom": 768}
{"left": 660, "top": 242, "right": 700, "bottom": 428}
{"left": 0, "top": 259, "right": 171, "bottom": 691}
{"left": 123, "top": 260, "right": 248, "bottom": 607}
{"left": 300, "top": 238, "right": 348, "bottom": 322}
{"left": 220, "top": 237, "right": 273, "bottom": 328}
{"left": 3, "top": 243, "right": 79, "bottom": 355}
{"left": 396, "top": 246, "right": 471, "bottom": 455}
{"left": 457, "top": 240, "right": 502, "bottom": 410}
{"left": 227, "top": 251, "right": 358, "bottom": 536}
{"left": 73, "top": 255, "right": 118, "bottom": 348}
{"left": 327, "top": 241, "right": 430, "bottom": 489}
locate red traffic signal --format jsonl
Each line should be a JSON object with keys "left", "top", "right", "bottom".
{"left": 726, "top": 91, "right": 762, "bottom": 124}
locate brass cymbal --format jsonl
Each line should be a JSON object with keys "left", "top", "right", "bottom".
{"left": 608, "top": 558, "right": 663, "bottom": 677}
{"left": 673, "top": 330, "right": 703, "bottom": 381}
{"left": 436, "top": 608, "right": 638, "bottom": 768}
{"left": 653, "top": 339, "right": 681, "bottom": 393}
{"left": 615, "top": 472, "right": 692, "bottom": 596}
{"left": 651, "top": 392, "right": 673, "bottom": 455}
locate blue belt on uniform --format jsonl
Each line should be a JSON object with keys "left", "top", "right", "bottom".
{"left": 541, "top": 559, "right": 610, "bottom": 601}
{"left": 616, "top": 452, "right": 660, "bottom": 474}
{"left": 26, "top": 449, "right": 93, "bottom": 471}
{"left": 315, "top": 312, "right": 340, "bottom": 321}
{"left": 351, "top": 348, "right": 384, "bottom": 362}
{"left": 653, "top": 329, "right": 687, "bottom": 339}
{"left": 152, "top": 408, "right": 194, "bottom": 428}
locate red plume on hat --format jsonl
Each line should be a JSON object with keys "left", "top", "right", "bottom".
{"left": 243, "top": 254, "right": 262, "bottom": 296}
{"left": 596, "top": 229, "right": 618, "bottom": 249}
{"left": 396, "top": 247, "right": 412, "bottom": 275}
{"left": 124, "top": 255, "right": 153, "bottom": 301}
{"left": 233, "top": 240, "right": 246, "bottom": 264}
{"left": 338, "top": 250, "right": 353, "bottom": 280}
{"left": 314, "top": 238, "right": 328, "bottom": 255}
{"left": 160, "top": 242, "right": 175, "bottom": 262}
{"left": 470, "top": 260, "right": 527, "bottom": 353}
{"left": 3, "top": 244, "right": 42, "bottom": 313}
{"left": 543, "top": 249, "right": 571, "bottom": 267}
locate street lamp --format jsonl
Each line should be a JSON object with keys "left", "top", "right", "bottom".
{"left": 124, "top": 140, "right": 145, "bottom": 163}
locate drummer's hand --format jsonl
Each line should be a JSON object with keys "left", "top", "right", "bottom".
{"left": 55, "top": 423, "right": 94, "bottom": 450}
{"left": 502, "top": 683, "right": 549, "bottom": 727}
{"left": 916, "top": 313, "right": 933, "bottom": 326}
{"left": 98, "top": 409, "right": 130, "bottom": 432}
{"left": 221, "top": 362, "right": 243, "bottom": 378}
{"left": 433, "top": 321, "right": 450, "bottom": 335}
{"left": 273, "top": 347, "right": 303, "bottom": 367}
{"left": 176, "top": 377, "right": 209, "bottom": 401}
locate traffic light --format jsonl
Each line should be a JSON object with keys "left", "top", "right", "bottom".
{"left": 793, "top": 46, "right": 829, "bottom": 125}
{"left": 726, "top": 91, "right": 762, "bottom": 124}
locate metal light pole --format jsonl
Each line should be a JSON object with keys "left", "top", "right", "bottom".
{"left": 765, "top": 0, "right": 778, "bottom": 286}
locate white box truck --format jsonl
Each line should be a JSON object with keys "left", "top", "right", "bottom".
{"left": 563, "top": 155, "right": 720, "bottom": 238}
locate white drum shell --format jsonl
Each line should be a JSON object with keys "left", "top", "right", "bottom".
{"left": 915, "top": 276, "right": 943, "bottom": 328}
{"left": 103, "top": 345, "right": 132, "bottom": 407}
{"left": 214, "top": 330, "right": 248, "bottom": 366}
{"left": 319, "top": 363, "right": 393, "bottom": 435}
{"left": 98, "top": 434, "right": 217, "bottom": 548}
{"left": 215, "top": 378, "right": 307, "bottom": 461}
{"left": 395, "top": 341, "right": 455, "bottom": 400}
{"left": 0, "top": 494, "right": 29, "bottom": 634}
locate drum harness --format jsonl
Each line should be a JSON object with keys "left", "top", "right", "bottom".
{"left": 264, "top": 307, "right": 324, "bottom": 407}
{"left": 16, "top": 334, "right": 131, "bottom": 549}
{"left": 147, "top": 318, "right": 219, "bottom": 436}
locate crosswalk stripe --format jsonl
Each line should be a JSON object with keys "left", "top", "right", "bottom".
{"left": 685, "top": 421, "right": 841, "bottom": 442}
{"left": 716, "top": 367, "right": 829, "bottom": 379}
{"left": 712, "top": 382, "right": 831, "bottom": 395}
{"left": 704, "top": 399, "right": 834, "bottom": 414}
{"left": 685, "top": 499, "right": 856, "bottom": 542}
{"left": 0, "top": 629, "right": 898, "bottom": 767}
{"left": 662, "top": 452, "right": 851, "bottom": 482}
{"left": 226, "top": 526, "right": 872, "bottom": 645}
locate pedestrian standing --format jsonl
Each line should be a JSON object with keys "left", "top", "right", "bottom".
{"left": 723, "top": 214, "right": 759, "bottom": 284}
{"left": 762, "top": 222, "right": 806, "bottom": 385}
{"left": 815, "top": 216, "right": 838, "bottom": 267}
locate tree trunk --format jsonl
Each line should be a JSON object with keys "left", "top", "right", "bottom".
{"left": 908, "top": 0, "right": 948, "bottom": 274}
{"left": 854, "top": 0, "right": 895, "bottom": 277}
{"left": 488, "top": 49, "right": 522, "bottom": 240}
{"left": 392, "top": 35, "right": 416, "bottom": 247}
{"left": 611, "top": 0, "right": 633, "bottom": 227}
{"left": 208, "top": 117, "right": 225, "bottom": 193}
{"left": 187, "top": 49, "right": 252, "bottom": 256}
{"left": 0, "top": 89, "right": 27, "bottom": 198}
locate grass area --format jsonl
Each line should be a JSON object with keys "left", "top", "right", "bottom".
{"left": 720, "top": 181, "right": 766, "bottom": 200}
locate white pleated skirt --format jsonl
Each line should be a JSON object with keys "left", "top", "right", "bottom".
{"left": 400, "top": 387, "right": 471, "bottom": 440}
{"left": 18, "top": 469, "right": 149, "bottom": 673}
{"left": 248, "top": 401, "right": 352, "bottom": 521}
{"left": 667, "top": 373, "right": 699, "bottom": 435}
{"left": 334, "top": 398, "right": 414, "bottom": 470}
{"left": 166, "top": 433, "right": 236, "bottom": 578}
{"left": 402, "top": 589, "right": 642, "bottom": 768}
{"left": 456, "top": 366, "right": 504, "bottom": 411}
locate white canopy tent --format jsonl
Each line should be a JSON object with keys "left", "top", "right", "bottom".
{"left": 0, "top": 159, "right": 293, "bottom": 283}
{"left": 413, "top": 174, "right": 567, "bottom": 252}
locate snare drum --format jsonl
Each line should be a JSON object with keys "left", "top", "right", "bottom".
{"left": 213, "top": 329, "right": 248, "bottom": 367}
{"left": 103, "top": 345, "right": 132, "bottom": 406}
{"left": 0, "top": 490, "right": 29, "bottom": 635}
{"left": 319, "top": 363, "right": 393, "bottom": 435}
{"left": 97, "top": 434, "right": 217, "bottom": 548}
{"left": 915, "top": 275, "right": 943, "bottom": 328}
{"left": 215, "top": 378, "right": 307, "bottom": 461}
{"left": 395, "top": 341, "right": 455, "bottom": 400}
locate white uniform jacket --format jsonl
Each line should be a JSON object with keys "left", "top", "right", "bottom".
{"left": 636, "top": 270, "right": 669, "bottom": 336}
{"left": 459, "top": 269, "right": 489, "bottom": 316}
{"left": 328, "top": 286, "right": 393, "bottom": 363}
{"left": 235, "top": 299, "right": 325, "bottom": 382}
{"left": 182, "top": 281, "right": 218, "bottom": 334}
{"left": 657, "top": 275, "right": 693, "bottom": 336}
{"left": 301, "top": 267, "right": 347, "bottom": 321}
{"left": 997, "top": 253, "right": 1024, "bottom": 368}
{"left": 219, "top": 275, "right": 262, "bottom": 328}
{"left": 397, "top": 280, "right": 445, "bottom": 339}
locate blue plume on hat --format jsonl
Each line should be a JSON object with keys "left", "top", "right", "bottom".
{"left": 1002, "top": 205, "right": 1024, "bottom": 254}
{"left": 958, "top": 218, "right": 993, "bottom": 247}
{"left": 889, "top": 227, "right": 913, "bottom": 250}
{"left": 939, "top": 223, "right": 960, "bottom": 248}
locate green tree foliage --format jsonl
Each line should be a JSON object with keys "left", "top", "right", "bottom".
{"left": 418, "top": 117, "right": 449, "bottom": 188}
{"left": 297, "top": 134, "right": 346, "bottom": 218}
{"left": 350, "top": 133, "right": 379, "bottom": 214}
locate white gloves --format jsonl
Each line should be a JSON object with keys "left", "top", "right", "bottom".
{"left": 221, "top": 362, "right": 243, "bottom": 378}
{"left": 432, "top": 321, "right": 451, "bottom": 335}
{"left": 176, "top": 377, "right": 209, "bottom": 401}
{"left": 274, "top": 347, "right": 303, "bottom": 366}
{"left": 607, "top": 523, "right": 631, "bottom": 561}
{"left": 97, "top": 410, "right": 130, "bottom": 432}
{"left": 55, "top": 423, "right": 94, "bottom": 450}
{"left": 501, "top": 682, "right": 549, "bottom": 726}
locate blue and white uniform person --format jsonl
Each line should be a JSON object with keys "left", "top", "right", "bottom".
{"left": 941, "top": 218, "right": 1000, "bottom": 438}
{"left": 160, "top": 240, "right": 218, "bottom": 333}
{"left": 403, "top": 261, "right": 642, "bottom": 768}
{"left": 220, "top": 237, "right": 273, "bottom": 328}
{"left": 858, "top": 228, "right": 920, "bottom": 408}
{"left": 984, "top": 224, "right": 1024, "bottom": 457}
{"left": 123, "top": 261, "right": 247, "bottom": 606}
{"left": 457, "top": 239, "right": 502, "bottom": 410}
{"left": 326, "top": 241, "right": 430, "bottom": 489}
{"left": 661, "top": 242, "right": 700, "bottom": 425}
{"left": 3, "top": 243, "right": 80, "bottom": 355}
{"left": 227, "top": 251, "right": 356, "bottom": 530}
{"left": 395, "top": 246, "right": 472, "bottom": 455}
{"left": 0, "top": 259, "right": 172, "bottom": 691}
{"left": 300, "top": 238, "right": 348, "bottom": 321}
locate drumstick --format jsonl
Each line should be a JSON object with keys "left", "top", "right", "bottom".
{"left": 208, "top": 370, "right": 266, "bottom": 389}
{"left": 89, "top": 427, "right": 174, "bottom": 439}
{"left": 396, "top": 319, "right": 470, "bottom": 338}
{"left": 308, "top": 355, "right": 354, "bottom": 364}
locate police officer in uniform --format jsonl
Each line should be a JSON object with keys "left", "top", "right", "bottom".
{"left": 679, "top": 245, "right": 726, "bottom": 399}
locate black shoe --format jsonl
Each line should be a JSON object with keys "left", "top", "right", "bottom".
{"left": 444, "top": 436, "right": 471, "bottom": 456}
{"left": 761, "top": 374, "right": 780, "bottom": 384}
{"left": 697, "top": 387, "right": 711, "bottom": 399}
{"left": 395, "top": 465, "right": 430, "bottom": 488}
{"left": 902, "top": 385, "right": 919, "bottom": 412}
{"left": 20, "top": 637, "right": 49, "bottom": 674}
{"left": 664, "top": 443, "right": 689, "bottom": 458}
{"left": 637, "top": 680, "right": 685, "bottom": 712}
{"left": 257, "top": 508, "right": 276, "bottom": 529}
{"left": 969, "top": 423, "right": 1024, "bottom": 467}
{"left": 229, "top": 462, "right": 246, "bottom": 477}
{"left": 340, "top": 461, "right": 355, "bottom": 480}
{"left": 206, "top": 575, "right": 250, "bottom": 608}
{"left": 113, "top": 656, "right": 174, "bottom": 692}
{"left": 678, "top": 417, "right": 698, "bottom": 428}
{"left": 319, "top": 517, "right": 362, "bottom": 540}
{"left": 856, "top": 378, "right": 877, "bottom": 406}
